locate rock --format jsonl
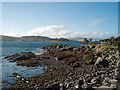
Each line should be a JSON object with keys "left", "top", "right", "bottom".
{"left": 110, "top": 84, "right": 116, "bottom": 88}
{"left": 88, "top": 59, "right": 95, "bottom": 65}
{"left": 12, "top": 73, "right": 21, "bottom": 77}
{"left": 74, "top": 84, "right": 79, "bottom": 89}
{"left": 95, "top": 57, "right": 109, "bottom": 67}
{"left": 95, "top": 57, "right": 103, "bottom": 65}
{"left": 96, "top": 52, "right": 102, "bottom": 57}
{"left": 117, "top": 60, "right": 120, "bottom": 67}
{"left": 47, "top": 82, "right": 60, "bottom": 89}
{"left": 73, "top": 48, "right": 80, "bottom": 52}
{"left": 4, "top": 52, "right": 36, "bottom": 62}
{"left": 110, "top": 79, "right": 118, "bottom": 84}
{"left": 97, "top": 86, "right": 112, "bottom": 89}
{"left": 59, "top": 87, "right": 64, "bottom": 90}
{"left": 104, "top": 77, "right": 111, "bottom": 83}
{"left": 77, "top": 78, "right": 84, "bottom": 86}
{"left": 73, "top": 62, "right": 80, "bottom": 68}
{"left": 54, "top": 57, "right": 58, "bottom": 61}
{"left": 91, "top": 78, "right": 97, "bottom": 84}
{"left": 89, "top": 44, "right": 96, "bottom": 49}
{"left": 66, "top": 83, "right": 70, "bottom": 88}
{"left": 102, "top": 80, "right": 108, "bottom": 85}
{"left": 60, "top": 46, "right": 73, "bottom": 51}
{"left": 59, "top": 83, "right": 64, "bottom": 87}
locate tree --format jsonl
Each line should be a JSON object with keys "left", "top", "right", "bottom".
{"left": 84, "top": 38, "right": 89, "bottom": 42}
{"left": 110, "top": 37, "right": 115, "bottom": 44}
{"left": 90, "top": 38, "right": 92, "bottom": 42}
{"left": 84, "top": 38, "right": 87, "bottom": 42}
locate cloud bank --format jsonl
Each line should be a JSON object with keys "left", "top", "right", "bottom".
{"left": 26, "top": 25, "right": 71, "bottom": 38}
{"left": 2, "top": 25, "right": 116, "bottom": 40}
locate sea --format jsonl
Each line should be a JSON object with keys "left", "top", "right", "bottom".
{"left": 0, "top": 41, "right": 86, "bottom": 87}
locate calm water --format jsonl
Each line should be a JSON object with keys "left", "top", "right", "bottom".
{"left": 1, "top": 41, "right": 83, "bottom": 87}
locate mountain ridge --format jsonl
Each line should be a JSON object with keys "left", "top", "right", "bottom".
{"left": 0, "top": 35, "right": 71, "bottom": 42}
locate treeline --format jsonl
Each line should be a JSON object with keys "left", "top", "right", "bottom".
{"left": 100, "top": 36, "right": 120, "bottom": 46}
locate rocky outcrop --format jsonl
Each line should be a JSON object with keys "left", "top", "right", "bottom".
{"left": 4, "top": 52, "right": 36, "bottom": 62}
{"left": 3, "top": 44, "right": 119, "bottom": 89}
{"left": 4, "top": 52, "right": 51, "bottom": 67}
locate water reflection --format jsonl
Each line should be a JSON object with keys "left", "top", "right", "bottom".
{"left": 2, "top": 58, "right": 47, "bottom": 87}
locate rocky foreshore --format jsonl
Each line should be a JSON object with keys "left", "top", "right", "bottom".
{"left": 3, "top": 44, "right": 120, "bottom": 89}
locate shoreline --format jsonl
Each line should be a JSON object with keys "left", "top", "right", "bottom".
{"left": 2, "top": 43, "right": 119, "bottom": 89}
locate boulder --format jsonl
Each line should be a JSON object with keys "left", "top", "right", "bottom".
{"left": 91, "top": 78, "right": 97, "bottom": 84}
{"left": 95, "top": 57, "right": 109, "bottom": 67}
{"left": 89, "top": 45, "right": 96, "bottom": 49}
{"left": 73, "top": 48, "right": 80, "bottom": 52}
{"left": 47, "top": 82, "right": 60, "bottom": 89}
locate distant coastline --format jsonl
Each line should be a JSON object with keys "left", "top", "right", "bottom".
{"left": 0, "top": 35, "right": 72, "bottom": 42}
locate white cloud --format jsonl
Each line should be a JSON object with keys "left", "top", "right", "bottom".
{"left": 26, "top": 25, "right": 70, "bottom": 38}
{"left": 1, "top": 25, "right": 116, "bottom": 40}
{"left": 2, "top": 31, "right": 23, "bottom": 37}
{"left": 90, "top": 18, "right": 107, "bottom": 26}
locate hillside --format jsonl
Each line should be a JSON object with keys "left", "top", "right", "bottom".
{"left": 0, "top": 35, "right": 70, "bottom": 42}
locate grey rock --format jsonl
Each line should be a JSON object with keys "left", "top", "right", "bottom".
{"left": 95, "top": 57, "right": 109, "bottom": 67}
{"left": 47, "top": 82, "right": 60, "bottom": 89}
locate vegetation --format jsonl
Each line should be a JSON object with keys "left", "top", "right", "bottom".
{"left": 83, "top": 38, "right": 89, "bottom": 43}
{"left": 90, "top": 38, "right": 92, "bottom": 42}
{"left": 79, "top": 38, "right": 93, "bottom": 44}
{"left": 100, "top": 36, "right": 120, "bottom": 47}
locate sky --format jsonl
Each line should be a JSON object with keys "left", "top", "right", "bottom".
{"left": 1, "top": 2, "right": 118, "bottom": 39}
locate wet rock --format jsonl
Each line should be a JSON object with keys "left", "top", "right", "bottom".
{"left": 12, "top": 73, "right": 21, "bottom": 77}
{"left": 2, "top": 80, "right": 7, "bottom": 83}
{"left": 4, "top": 52, "right": 36, "bottom": 62}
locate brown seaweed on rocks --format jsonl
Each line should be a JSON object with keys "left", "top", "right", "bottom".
{"left": 3, "top": 44, "right": 119, "bottom": 89}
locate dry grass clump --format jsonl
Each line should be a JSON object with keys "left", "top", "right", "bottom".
{"left": 83, "top": 54, "right": 94, "bottom": 61}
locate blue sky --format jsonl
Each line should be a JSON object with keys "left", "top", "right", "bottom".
{"left": 2, "top": 2, "right": 118, "bottom": 39}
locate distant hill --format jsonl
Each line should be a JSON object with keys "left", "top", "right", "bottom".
{"left": 0, "top": 35, "right": 71, "bottom": 42}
